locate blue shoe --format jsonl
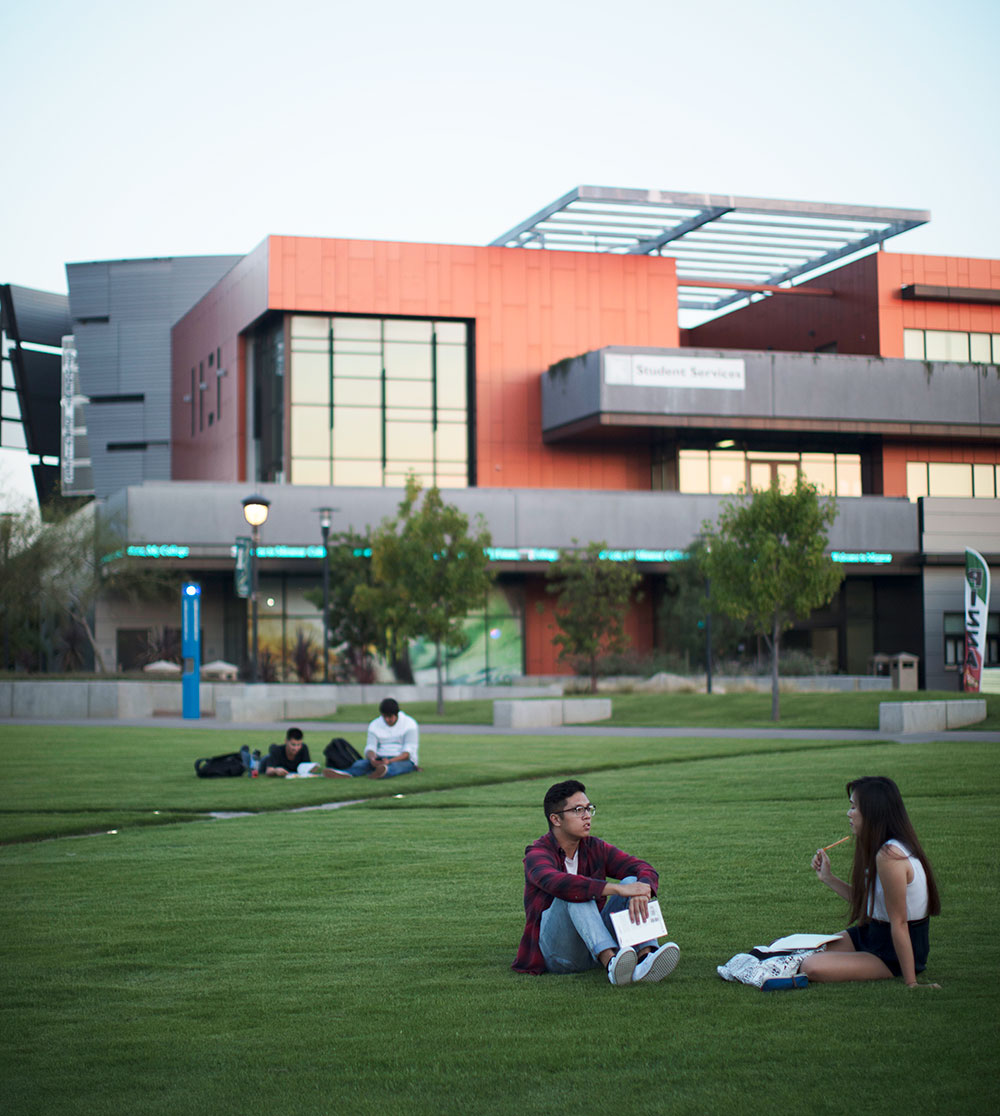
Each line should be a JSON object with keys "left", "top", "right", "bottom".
{"left": 761, "top": 974, "right": 809, "bottom": 991}
{"left": 239, "top": 745, "right": 251, "bottom": 773}
{"left": 633, "top": 942, "right": 680, "bottom": 983}
{"left": 607, "top": 947, "right": 637, "bottom": 986}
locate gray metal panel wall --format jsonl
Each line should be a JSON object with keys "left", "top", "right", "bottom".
{"left": 113, "top": 481, "right": 920, "bottom": 558}
{"left": 542, "top": 346, "right": 1000, "bottom": 434}
{"left": 67, "top": 255, "right": 241, "bottom": 498}
{"left": 921, "top": 497, "right": 1000, "bottom": 555}
{"left": 66, "top": 263, "right": 110, "bottom": 319}
{"left": 922, "top": 566, "right": 964, "bottom": 692}
{"left": 73, "top": 322, "right": 119, "bottom": 395}
{"left": 5, "top": 285, "right": 71, "bottom": 345}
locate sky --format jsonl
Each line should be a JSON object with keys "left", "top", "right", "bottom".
{"left": 2, "top": 0, "right": 998, "bottom": 506}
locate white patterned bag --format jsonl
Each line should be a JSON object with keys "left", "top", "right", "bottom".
{"left": 717, "top": 949, "right": 820, "bottom": 988}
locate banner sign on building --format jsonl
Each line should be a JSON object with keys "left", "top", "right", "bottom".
{"left": 60, "top": 335, "right": 93, "bottom": 495}
{"left": 963, "top": 547, "right": 990, "bottom": 693}
{"left": 604, "top": 352, "right": 745, "bottom": 391}
{"left": 235, "top": 536, "right": 252, "bottom": 598}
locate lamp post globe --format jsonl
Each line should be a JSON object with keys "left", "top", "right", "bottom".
{"left": 318, "top": 507, "right": 333, "bottom": 684}
{"left": 242, "top": 495, "right": 271, "bottom": 683}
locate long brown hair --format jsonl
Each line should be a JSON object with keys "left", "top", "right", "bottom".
{"left": 846, "top": 776, "right": 941, "bottom": 925}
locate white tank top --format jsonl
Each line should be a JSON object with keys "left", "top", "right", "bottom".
{"left": 871, "top": 839, "right": 928, "bottom": 921}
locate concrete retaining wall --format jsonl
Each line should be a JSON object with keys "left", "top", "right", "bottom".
{"left": 0, "top": 679, "right": 564, "bottom": 721}
{"left": 879, "top": 699, "right": 987, "bottom": 733}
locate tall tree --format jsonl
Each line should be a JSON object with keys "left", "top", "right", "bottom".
{"left": 546, "top": 541, "right": 642, "bottom": 693}
{"left": 0, "top": 504, "right": 53, "bottom": 670}
{"left": 700, "top": 478, "right": 844, "bottom": 721}
{"left": 354, "top": 476, "right": 493, "bottom": 713}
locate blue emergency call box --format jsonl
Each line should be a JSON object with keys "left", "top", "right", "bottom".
{"left": 181, "top": 582, "right": 201, "bottom": 719}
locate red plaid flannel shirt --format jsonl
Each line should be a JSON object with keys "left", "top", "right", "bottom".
{"left": 512, "top": 830, "right": 659, "bottom": 974}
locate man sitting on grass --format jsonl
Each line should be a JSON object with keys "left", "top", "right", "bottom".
{"left": 512, "top": 779, "right": 680, "bottom": 985}
{"left": 259, "top": 727, "right": 313, "bottom": 777}
{"left": 325, "top": 698, "right": 418, "bottom": 780}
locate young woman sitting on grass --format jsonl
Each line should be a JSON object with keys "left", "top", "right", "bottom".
{"left": 801, "top": 776, "right": 941, "bottom": 989}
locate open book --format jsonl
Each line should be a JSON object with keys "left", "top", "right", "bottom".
{"left": 753, "top": 932, "right": 844, "bottom": 953}
{"left": 610, "top": 899, "right": 668, "bottom": 948}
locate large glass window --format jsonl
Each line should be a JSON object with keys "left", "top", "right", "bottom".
{"left": 904, "top": 329, "right": 1000, "bottom": 364}
{"left": 943, "top": 612, "right": 1000, "bottom": 670}
{"left": 286, "top": 315, "right": 472, "bottom": 487}
{"left": 906, "top": 461, "right": 1000, "bottom": 502}
{"left": 675, "top": 448, "right": 863, "bottom": 496}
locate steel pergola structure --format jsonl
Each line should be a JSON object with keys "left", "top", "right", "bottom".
{"left": 490, "top": 185, "right": 929, "bottom": 315}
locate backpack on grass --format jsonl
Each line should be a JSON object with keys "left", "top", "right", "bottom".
{"left": 323, "top": 737, "right": 363, "bottom": 770}
{"left": 194, "top": 752, "right": 246, "bottom": 778}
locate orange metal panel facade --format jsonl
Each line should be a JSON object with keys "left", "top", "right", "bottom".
{"left": 875, "top": 253, "right": 1000, "bottom": 357}
{"left": 172, "top": 236, "right": 678, "bottom": 488}
{"left": 266, "top": 236, "right": 679, "bottom": 489}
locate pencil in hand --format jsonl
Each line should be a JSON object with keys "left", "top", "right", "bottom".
{"left": 821, "top": 835, "right": 851, "bottom": 852}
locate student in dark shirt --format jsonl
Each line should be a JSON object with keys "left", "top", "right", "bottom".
{"left": 260, "top": 727, "right": 312, "bottom": 777}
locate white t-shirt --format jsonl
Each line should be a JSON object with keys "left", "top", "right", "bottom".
{"left": 871, "top": 839, "right": 929, "bottom": 921}
{"left": 366, "top": 710, "right": 419, "bottom": 765}
{"left": 564, "top": 850, "right": 579, "bottom": 875}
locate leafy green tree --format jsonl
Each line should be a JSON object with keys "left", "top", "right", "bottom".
{"left": 1, "top": 499, "right": 181, "bottom": 673}
{"left": 304, "top": 531, "right": 382, "bottom": 682}
{"left": 354, "top": 476, "right": 493, "bottom": 713}
{"left": 0, "top": 504, "right": 53, "bottom": 670}
{"left": 43, "top": 502, "right": 180, "bottom": 673}
{"left": 546, "top": 541, "right": 642, "bottom": 693}
{"left": 700, "top": 478, "right": 843, "bottom": 721}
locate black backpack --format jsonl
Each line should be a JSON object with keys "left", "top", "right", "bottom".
{"left": 323, "top": 737, "right": 363, "bottom": 770}
{"left": 194, "top": 752, "right": 246, "bottom": 778}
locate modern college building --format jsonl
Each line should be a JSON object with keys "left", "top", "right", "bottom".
{"left": 3, "top": 187, "right": 999, "bottom": 688}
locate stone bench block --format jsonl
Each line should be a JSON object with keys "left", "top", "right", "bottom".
{"left": 879, "top": 699, "right": 987, "bottom": 733}
{"left": 946, "top": 699, "right": 987, "bottom": 728}
{"left": 493, "top": 699, "right": 564, "bottom": 728}
{"left": 561, "top": 698, "right": 612, "bottom": 723}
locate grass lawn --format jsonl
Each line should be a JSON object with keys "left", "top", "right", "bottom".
{"left": 328, "top": 689, "right": 1000, "bottom": 730}
{"left": 1, "top": 725, "right": 997, "bottom": 1115}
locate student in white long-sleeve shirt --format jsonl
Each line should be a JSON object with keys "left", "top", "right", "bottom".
{"left": 326, "top": 697, "right": 419, "bottom": 779}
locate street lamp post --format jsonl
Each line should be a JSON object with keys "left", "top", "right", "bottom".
{"left": 318, "top": 507, "right": 333, "bottom": 683}
{"left": 242, "top": 494, "right": 271, "bottom": 683}
{"left": 703, "top": 541, "right": 713, "bottom": 695}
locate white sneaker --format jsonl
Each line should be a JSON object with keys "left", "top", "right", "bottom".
{"left": 607, "top": 947, "right": 637, "bottom": 985}
{"left": 632, "top": 942, "right": 680, "bottom": 983}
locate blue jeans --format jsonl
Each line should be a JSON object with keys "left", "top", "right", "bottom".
{"left": 538, "top": 876, "right": 657, "bottom": 974}
{"left": 343, "top": 757, "right": 417, "bottom": 778}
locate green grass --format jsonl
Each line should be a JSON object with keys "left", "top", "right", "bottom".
{"left": 329, "top": 689, "right": 1000, "bottom": 729}
{"left": 1, "top": 725, "right": 998, "bottom": 1115}
{"left": 0, "top": 725, "right": 872, "bottom": 843}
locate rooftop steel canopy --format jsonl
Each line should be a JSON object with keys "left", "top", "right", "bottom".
{"left": 490, "top": 186, "right": 929, "bottom": 314}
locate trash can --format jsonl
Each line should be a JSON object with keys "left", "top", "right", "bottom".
{"left": 889, "top": 652, "right": 919, "bottom": 691}
{"left": 869, "top": 653, "right": 891, "bottom": 678}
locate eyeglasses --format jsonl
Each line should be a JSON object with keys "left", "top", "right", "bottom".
{"left": 556, "top": 804, "right": 597, "bottom": 818}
